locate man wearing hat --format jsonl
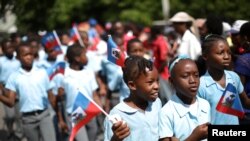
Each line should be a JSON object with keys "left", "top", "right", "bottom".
{"left": 169, "top": 11, "right": 201, "bottom": 60}
{"left": 230, "top": 20, "right": 248, "bottom": 55}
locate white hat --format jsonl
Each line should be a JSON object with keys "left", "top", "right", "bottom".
{"left": 223, "top": 22, "right": 232, "bottom": 33}
{"left": 169, "top": 12, "right": 193, "bottom": 23}
{"left": 230, "top": 20, "right": 248, "bottom": 34}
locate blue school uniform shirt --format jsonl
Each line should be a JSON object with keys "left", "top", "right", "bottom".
{"left": 198, "top": 70, "right": 244, "bottom": 125}
{"left": 61, "top": 67, "right": 98, "bottom": 114}
{"left": 159, "top": 94, "right": 210, "bottom": 141}
{"left": 5, "top": 67, "right": 50, "bottom": 113}
{"left": 104, "top": 98, "right": 162, "bottom": 141}
{"left": 0, "top": 56, "right": 20, "bottom": 85}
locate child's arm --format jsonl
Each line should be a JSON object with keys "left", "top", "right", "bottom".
{"left": 56, "top": 87, "right": 68, "bottom": 133}
{"left": 0, "top": 86, "right": 16, "bottom": 107}
{"left": 237, "top": 74, "right": 250, "bottom": 108}
{"left": 111, "top": 121, "right": 130, "bottom": 141}
{"left": 184, "top": 122, "right": 209, "bottom": 141}
{"left": 93, "top": 90, "right": 102, "bottom": 106}
{"left": 239, "top": 91, "right": 250, "bottom": 108}
{"left": 47, "top": 89, "right": 56, "bottom": 109}
{"left": 95, "top": 72, "right": 107, "bottom": 97}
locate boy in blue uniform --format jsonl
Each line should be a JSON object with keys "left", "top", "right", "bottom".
{"left": 0, "top": 43, "right": 56, "bottom": 141}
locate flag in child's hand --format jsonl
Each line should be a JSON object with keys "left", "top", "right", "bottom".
{"left": 216, "top": 83, "right": 245, "bottom": 118}
{"left": 46, "top": 62, "right": 66, "bottom": 80}
{"left": 69, "top": 25, "right": 85, "bottom": 47}
{"left": 41, "top": 31, "right": 62, "bottom": 54}
{"left": 70, "top": 26, "right": 79, "bottom": 44}
{"left": 69, "top": 91, "right": 102, "bottom": 141}
{"left": 107, "top": 35, "right": 126, "bottom": 67}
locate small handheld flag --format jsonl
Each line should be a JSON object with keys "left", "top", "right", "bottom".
{"left": 69, "top": 25, "right": 85, "bottom": 47}
{"left": 69, "top": 91, "right": 103, "bottom": 141}
{"left": 216, "top": 83, "right": 245, "bottom": 118}
{"left": 41, "top": 30, "right": 62, "bottom": 54}
{"left": 107, "top": 35, "right": 126, "bottom": 67}
{"left": 46, "top": 62, "right": 66, "bottom": 80}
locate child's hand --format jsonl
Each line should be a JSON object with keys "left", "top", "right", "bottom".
{"left": 191, "top": 122, "right": 209, "bottom": 140}
{"left": 109, "top": 114, "right": 130, "bottom": 141}
{"left": 111, "top": 121, "right": 130, "bottom": 141}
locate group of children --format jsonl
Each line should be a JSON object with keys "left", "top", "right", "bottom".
{"left": 104, "top": 34, "right": 250, "bottom": 141}
{"left": 0, "top": 19, "right": 250, "bottom": 141}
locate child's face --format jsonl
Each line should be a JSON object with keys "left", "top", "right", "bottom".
{"left": 17, "top": 46, "right": 34, "bottom": 68}
{"left": 128, "top": 42, "right": 144, "bottom": 57}
{"left": 171, "top": 59, "right": 199, "bottom": 99}
{"left": 204, "top": 40, "right": 231, "bottom": 70}
{"left": 3, "top": 42, "right": 15, "bottom": 57}
{"left": 133, "top": 67, "right": 159, "bottom": 102}
{"left": 45, "top": 47, "right": 58, "bottom": 61}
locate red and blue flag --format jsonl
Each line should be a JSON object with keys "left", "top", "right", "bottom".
{"left": 41, "top": 31, "right": 62, "bottom": 54}
{"left": 69, "top": 25, "right": 84, "bottom": 47}
{"left": 216, "top": 83, "right": 245, "bottom": 118}
{"left": 70, "top": 26, "right": 79, "bottom": 43}
{"left": 107, "top": 35, "right": 126, "bottom": 67}
{"left": 70, "top": 91, "right": 102, "bottom": 141}
{"left": 46, "top": 62, "right": 66, "bottom": 80}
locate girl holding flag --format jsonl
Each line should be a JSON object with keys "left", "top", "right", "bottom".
{"left": 159, "top": 56, "right": 210, "bottom": 141}
{"left": 104, "top": 55, "right": 162, "bottom": 141}
{"left": 198, "top": 34, "right": 250, "bottom": 125}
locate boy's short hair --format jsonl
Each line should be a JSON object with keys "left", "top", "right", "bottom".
{"left": 122, "top": 55, "right": 153, "bottom": 84}
{"left": 1, "top": 38, "right": 12, "bottom": 48}
{"left": 66, "top": 44, "right": 85, "bottom": 64}
{"left": 16, "top": 42, "right": 31, "bottom": 55}
{"left": 127, "top": 38, "right": 141, "bottom": 53}
{"left": 240, "top": 22, "right": 250, "bottom": 37}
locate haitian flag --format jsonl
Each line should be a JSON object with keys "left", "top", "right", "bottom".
{"left": 107, "top": 35, "right": 126, "bottom": 67}
{"left": 69, "top": 25, "right": 84, "bottom": 47}
{"left": 41, "top": 31, "right": 62, "bottom": 54}
{"left": 69, "top": 91, "right": 102, "bottom": 141}
{"left": 46, "top": 62, "right": 66, "bottom": 80}
{"left": 70, "top": 26, "right": 79, "bottom": 43}
{"left": 216, "top": 83, "right": 245, "bottom": 118}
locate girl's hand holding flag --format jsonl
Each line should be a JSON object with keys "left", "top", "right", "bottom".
{"left": 109, "top": 114, "right": 130, "bottom": 141}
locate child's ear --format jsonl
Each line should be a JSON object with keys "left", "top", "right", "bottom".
{"left": 75, "top": 56, "right": 80, "bottom": 62}
{"left": 168, "top": 77, "right": 175, "bottom": 89}
{"left": 64, "top": 55, "right": 68, "bottom": 62}
{"left": 169, "top": 77, "right": 174, "bottom": 85}
{"left": 127, "top": 81, "right": 136, "bottom": 91}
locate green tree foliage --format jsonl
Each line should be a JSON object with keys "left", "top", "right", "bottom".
{"left": 11, "top": 0, "right": 162, "bottom": 32}
{"left": 170, "top": 0, "right": 250, "bottom": 23}
{"left": 2, "top": 0, "right": 250, "bottom": 32}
